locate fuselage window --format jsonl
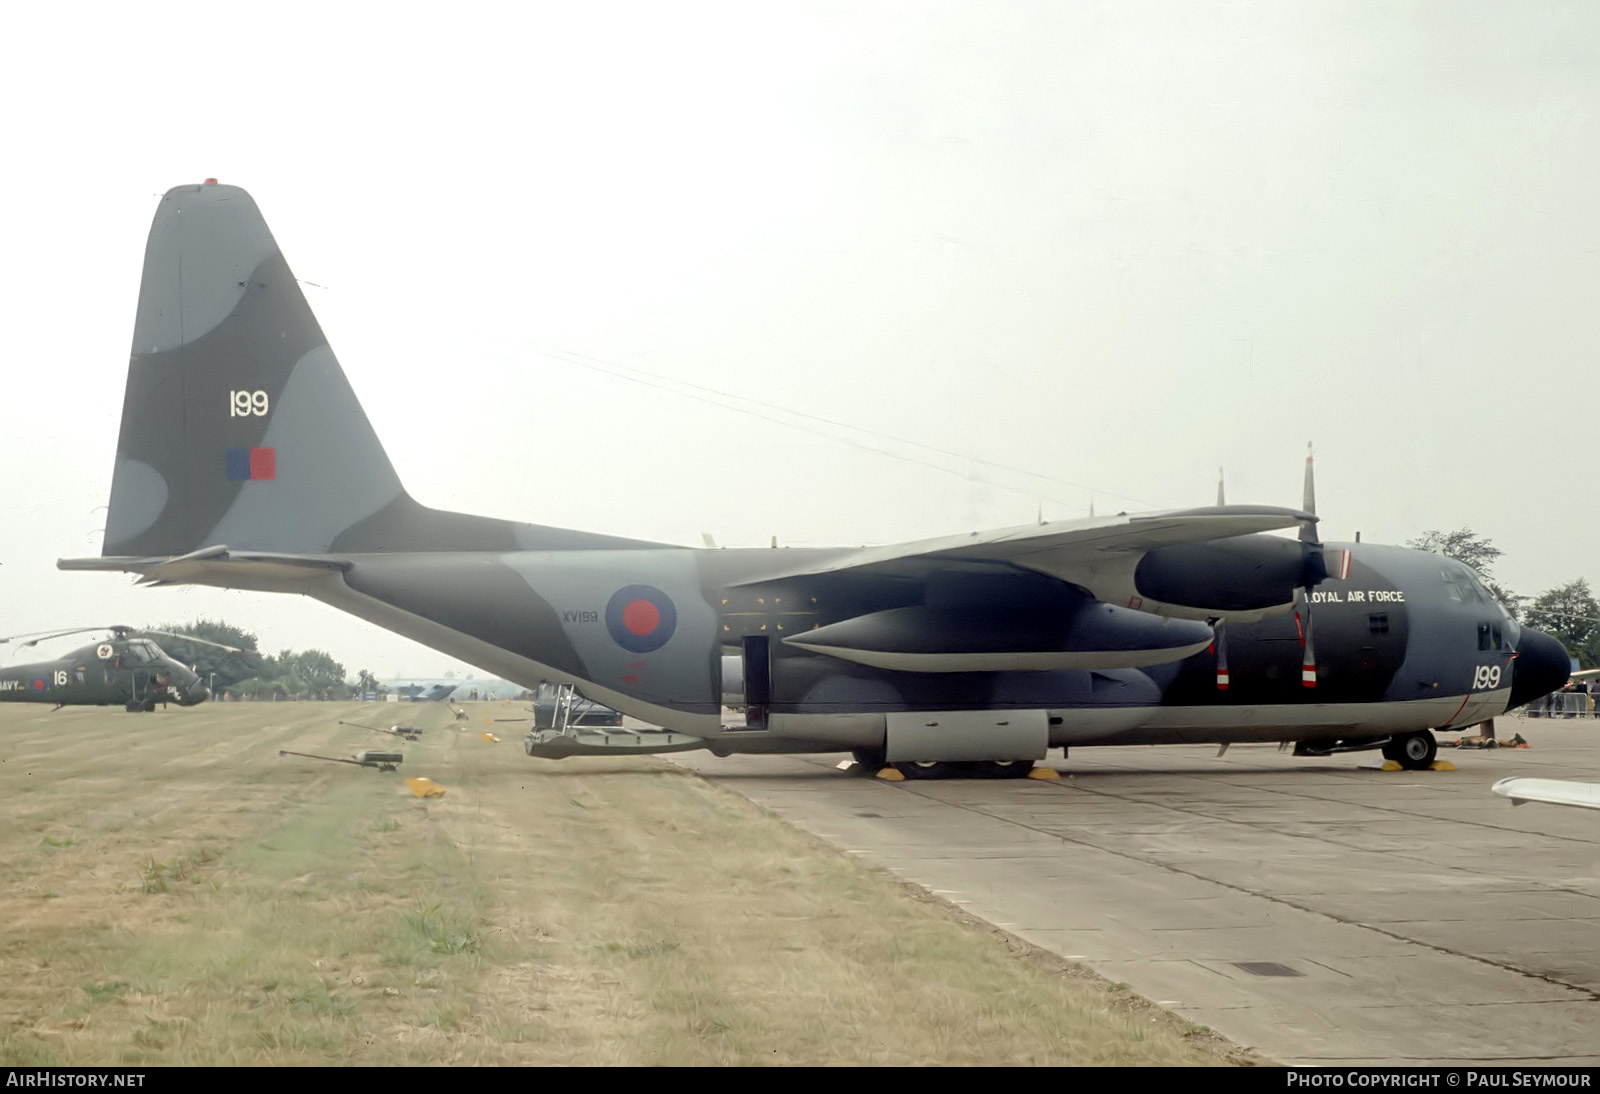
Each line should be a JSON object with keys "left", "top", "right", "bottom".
{"left": 1478, "top": 622, "right": 1493, "bottom": 651}
{"left": 1369, "top": 613, "right": 1389, "bottom": 636}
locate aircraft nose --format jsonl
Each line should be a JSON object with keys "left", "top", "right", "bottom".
{"left": 186, "top": 682, "right": 211, "bottom": 705}
{"left": 1508, "top": 627, "right": 1570, "bottom": 712}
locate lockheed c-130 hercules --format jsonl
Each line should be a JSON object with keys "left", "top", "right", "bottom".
{"left": 0, "top": 626, "right": 234, "bottom": 711}
{"left": 59, "top": 182, "right": 1572, "bottom": 776}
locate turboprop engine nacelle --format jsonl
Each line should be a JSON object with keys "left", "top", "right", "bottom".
{"left": 1134, "top": 534, "right": 1332, "bottom": 613}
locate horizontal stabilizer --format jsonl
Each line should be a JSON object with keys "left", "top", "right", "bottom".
{"left": 1491, "top": 777, "right": 1600, "bottom": 811}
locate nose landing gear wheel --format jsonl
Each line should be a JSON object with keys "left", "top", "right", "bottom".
{"left": 1383, "top": 730, "right": 1437, "bottom": 770}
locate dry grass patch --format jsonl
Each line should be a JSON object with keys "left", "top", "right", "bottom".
{"left": 0, "top": 701, "right": 1253, "bottom": 1065}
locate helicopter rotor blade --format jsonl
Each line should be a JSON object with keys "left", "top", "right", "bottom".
{"left": 1, "top": 626, "right": 113, "bottom": 648}
{"left": 138, "top": 630, "right": 246, "bottom": 654}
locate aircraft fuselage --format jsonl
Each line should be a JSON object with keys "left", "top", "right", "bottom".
{"left": 151, "top": 537, "right": 1563, "bottom": 755}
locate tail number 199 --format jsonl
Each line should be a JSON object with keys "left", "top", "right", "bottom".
{"left": 230, "top": 390, "right": 270, "bottom": 417}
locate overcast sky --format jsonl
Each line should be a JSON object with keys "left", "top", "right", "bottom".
{"left": 2, "top": 2, "right": 1596, "bottom": 676}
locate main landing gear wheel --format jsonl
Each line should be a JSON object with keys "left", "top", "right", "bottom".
{"left": 1383, "top": 730, "right": 1437, "bottom": 770}
{"left": 974, "top": 760, "right": 1034, "bottom": 779}
{"left": 892, "top": 760, "right": 969, "bottom": 780}
{"left": 851, "top": 748, "right": 887, "bottom": 770}
{"left": 125, "top": 700, "right": 143, "bottom": 713}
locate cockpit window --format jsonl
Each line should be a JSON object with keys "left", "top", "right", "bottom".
{"left": 1477, "top": 620, "right": 1507, "bottom": 651}
{"left": 1443, "top": 566, "right": 1485, "bottom": 604}
{"left": 128, "top": 642, "right": 157, "bottom": 664}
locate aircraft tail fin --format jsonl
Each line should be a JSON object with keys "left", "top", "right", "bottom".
{"left": 101, "top": 182, "right": 655, "bottom": 559}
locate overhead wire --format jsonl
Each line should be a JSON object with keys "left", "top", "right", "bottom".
{"left": 528, "top": 344, "right": 1163, "bottom": 513}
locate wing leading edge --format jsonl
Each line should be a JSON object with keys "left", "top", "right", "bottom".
{"left": 734, "top": 504, "right": 1317, "bottom": 622}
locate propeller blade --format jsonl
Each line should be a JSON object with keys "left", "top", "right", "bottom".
{"left": 1214, "top": 623, "right": 1230, "bottom": 691}
{"left": 1297, "top": 595, "right": 1318, "bottom": 688}
{"left": 1299, "top": 442, "right": 1318, "bottom": 544}
{"left": 1216, "top": 467, "right": 1226, "bottom": 507}
{"left": 1325, "top": 547, "right": 1351, "bottom": 581}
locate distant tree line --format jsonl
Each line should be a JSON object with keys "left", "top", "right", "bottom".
{"left": 136, "top": 619, "right": 360, "bottom": 700}
{"left": 1406, "top": 529, "right": 1600, "bottom": 668}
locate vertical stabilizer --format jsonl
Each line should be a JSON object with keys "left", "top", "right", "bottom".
{"left": 106, "top": 182, "right": 401, "bottom": 557}
{"left": 103, "top": 182, "right": 658, "bottom": 558}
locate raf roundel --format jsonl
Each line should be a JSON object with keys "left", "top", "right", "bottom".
{"left": 605, "top": 585, "right": 677, "bottom": 653}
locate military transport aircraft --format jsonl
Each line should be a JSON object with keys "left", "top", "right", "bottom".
{"left": 58, "top": 182, "right": 1572, "bottom": 776}
{"left": 0, "top": 626, "right": 230, "bottom": 711}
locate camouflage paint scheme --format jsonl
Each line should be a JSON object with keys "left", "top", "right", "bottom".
{"left": 0, "top": 637, "right": 209, "bottom": 710}
{"left": 59, "top": 184, "right": 1571, "bottom": 767}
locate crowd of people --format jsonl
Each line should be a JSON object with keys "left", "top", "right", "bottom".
{"left": 1529, "top": 678, "right": 1594, "bottom": 717}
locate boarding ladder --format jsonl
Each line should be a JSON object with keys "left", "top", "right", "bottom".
{"left": 523, "top": 682, "right": 705, "bottom": 759}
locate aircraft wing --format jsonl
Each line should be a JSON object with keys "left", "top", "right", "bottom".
{"left": 739, "top": 504, "right": 1316, "bottom": 621}
{"left": 1491, "top": 777, "right": 1600, "bottom": 811}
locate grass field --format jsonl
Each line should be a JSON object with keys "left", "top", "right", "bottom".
{"left": 0, "top": 699, "right": 1253, "bottom": 1065}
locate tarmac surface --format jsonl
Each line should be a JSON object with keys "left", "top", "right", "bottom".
{"left": 674, "top": 715, "right": 1600, "bottom": 1067}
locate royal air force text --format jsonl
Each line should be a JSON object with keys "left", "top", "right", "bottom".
{"left": 1305, "top": 590, "right": 1406, "bottom": 605}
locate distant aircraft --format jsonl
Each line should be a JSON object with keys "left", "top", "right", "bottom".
{"left": 382, "top": 677, "right": 520, "bottom": 701}
{"left": 387, "top": 681, "right": 460, "bottom": 703}
{"left": 1491, "top": 778, "right": 1600, "bottom": 811}
{"left": 59, "top": 182, "right": 1572, "bottom": 776}
{"left": 0, "top": 625, "right": 229, "bottom": 711}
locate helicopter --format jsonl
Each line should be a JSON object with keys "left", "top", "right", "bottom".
{"left": 0, "top": 626, "right": 238, "bottom": 712}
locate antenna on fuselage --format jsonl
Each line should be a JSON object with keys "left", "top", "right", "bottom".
{"left": 1217, "top": 467, "right": 1226, "bottom": 507}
